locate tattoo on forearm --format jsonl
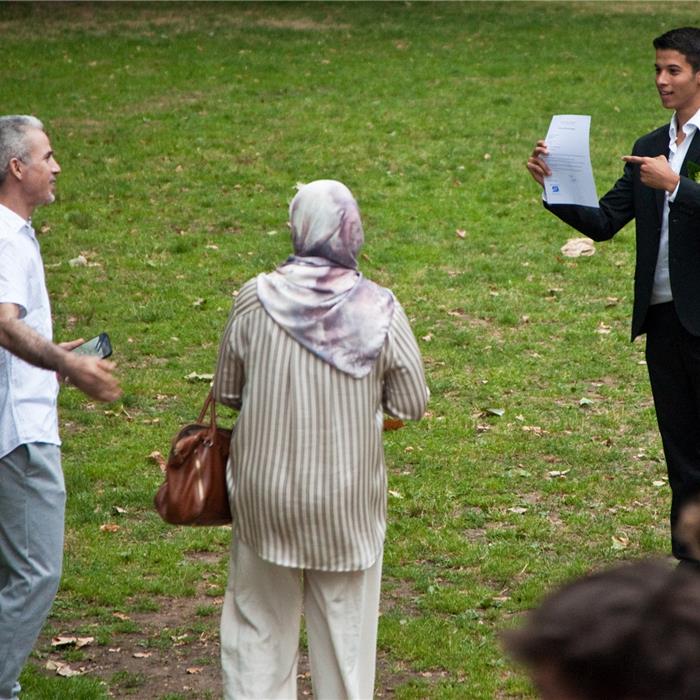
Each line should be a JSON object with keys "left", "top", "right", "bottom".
{"left": 0, "top": 318, "right": 64, "bottom": 372}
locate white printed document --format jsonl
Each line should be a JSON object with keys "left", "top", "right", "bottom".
{"left": 543, "top": 114, "right": 599, "bottom": 208}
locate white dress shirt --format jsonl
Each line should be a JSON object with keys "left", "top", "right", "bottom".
{"left": 0, "top": 204, "right": 59, "bottom": 459}
{"left": 650, "top": 107, "right": 700, "bottom": 304}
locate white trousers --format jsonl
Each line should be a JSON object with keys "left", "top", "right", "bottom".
{"left": 221, "top": 538, "right": 382, "bottom": 700}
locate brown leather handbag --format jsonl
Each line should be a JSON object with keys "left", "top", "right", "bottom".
{"left": 155, "top": 390, "right": 232, "bottom": 526}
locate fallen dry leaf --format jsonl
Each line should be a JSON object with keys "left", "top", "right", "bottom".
{"left": 149, "top": 451, "right": 167, "bottom": 471}
{"left": 187, "top": 667, "right": 204, "bottom": 674}
{"left": 455, "top": 228, "right": 466, "bottom": 239}
{"left": 49, "top": 635, "right": 95, "bottom": 650}
{"left": 100, "top": 523, "right": 120, "bottom": 533}
{"left": 46, "top": 660, "right": 83, "bottom": 677}
{"left": 51, "top": 636, "right": 77, "bottom": 648}
{"left": 612, "top": 533, "right": 630, "bottom": 550}
{"left": 185, "top": 371, "right": 215, "bottom": 382}
{"left": 58, "top": 664, "right": 83, "bottom": 678}
{"left": 133, "top": 651, "right": 152, "bottom": 659}
{"left": 104, "top": 406, "right": 133, "bottom": 420}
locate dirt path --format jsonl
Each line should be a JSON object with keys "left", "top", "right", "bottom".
{"left": 38, "top": 593, "right": 415, "bottom": 698}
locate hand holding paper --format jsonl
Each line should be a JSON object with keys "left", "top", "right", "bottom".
{"left": 542, "top": 115, "right": 599, "bottom": 208}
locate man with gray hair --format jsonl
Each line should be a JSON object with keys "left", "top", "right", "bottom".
{"left": 0, "top": 115, "right": 121, "bottom": 699}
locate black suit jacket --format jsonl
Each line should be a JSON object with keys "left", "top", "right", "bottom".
{"left": 545, "top": 123, "right": 700, "bottom": 339}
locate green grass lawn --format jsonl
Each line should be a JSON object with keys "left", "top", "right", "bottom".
{"left": 2, "top": 1, "right": 696, "bottom": 697}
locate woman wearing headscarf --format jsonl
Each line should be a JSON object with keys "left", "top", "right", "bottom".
{"left": 213, "top": 179, "right": 428, "bottom": 699}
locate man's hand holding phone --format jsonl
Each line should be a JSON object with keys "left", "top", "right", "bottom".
{"left": 60, "top": 332, "right": 121, "bottom": 402}
{"left": 70, "top": 332, "right": 112, "bottom": 358}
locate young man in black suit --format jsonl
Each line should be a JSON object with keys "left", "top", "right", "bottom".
{"left": 527, "top": 27, "right": 700, "bottom": 565}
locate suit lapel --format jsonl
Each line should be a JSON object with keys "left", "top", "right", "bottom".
{"left": 681, "top": 128, "right": 700, "bottom": 176}
{"left": 649, "top": 122, "right": 700, "bottom": 222}
{"left": 650, "top": 127, "right": 668, "bottom": 219}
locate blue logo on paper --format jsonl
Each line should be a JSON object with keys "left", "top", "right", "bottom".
{"left": 552, "top": 185, "right": 560, "bottom": 193}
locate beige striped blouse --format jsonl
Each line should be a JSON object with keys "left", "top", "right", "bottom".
{"left": 213, "top": 278, "right": 428, "bottom": 572}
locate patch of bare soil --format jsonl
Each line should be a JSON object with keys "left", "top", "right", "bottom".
{"left": 38, "top": 594, "right": 225, "bottom": 699}
{"left": 36, "top": 592, "right": 440, "bottom": 698}
{"left": 35, "top": 567, "right": 446, "bottom": 697}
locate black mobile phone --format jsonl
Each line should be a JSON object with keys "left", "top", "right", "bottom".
{"left": 72, "top": 332, "right": 113, "bottom": 358}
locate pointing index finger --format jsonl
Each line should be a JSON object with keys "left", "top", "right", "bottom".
{"left": 622, "top": 155, "right": 645, "bottom": 164}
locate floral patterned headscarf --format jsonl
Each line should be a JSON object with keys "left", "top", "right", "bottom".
{"left": 256, "top": 180, "right": 395, "bottom": 378}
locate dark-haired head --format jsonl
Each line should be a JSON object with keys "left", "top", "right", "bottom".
{"left": 654, "top": 27, "right": 700, "bottom": 72}
{"left": 504, "top": 560, "right": 700, "bottom": 699}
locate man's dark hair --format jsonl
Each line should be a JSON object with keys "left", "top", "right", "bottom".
{"left": 654, "top": 27, "right": 700, "bottom": 72}
{"left": 503, "top": 560, "right": 700, "bottom": 700}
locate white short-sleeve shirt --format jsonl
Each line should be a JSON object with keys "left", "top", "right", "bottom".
{"left": 0, "top": 203, "right": 59, "bottom": 459}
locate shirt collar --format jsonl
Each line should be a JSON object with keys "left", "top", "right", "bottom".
{"left": 669, "top": 107, "right": 700, "bottom": 142}
{"left": 0, "top": 203, "right": 34, "bottom": 239}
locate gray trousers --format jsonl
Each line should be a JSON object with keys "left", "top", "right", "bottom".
{"left": 0, "top": 443, "right": 65, "bottom": 699}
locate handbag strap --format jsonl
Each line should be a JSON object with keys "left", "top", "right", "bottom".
{"left": 197, "top": 389, "right": 219, "bottom": 430}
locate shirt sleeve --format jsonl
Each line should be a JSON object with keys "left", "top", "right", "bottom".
{"left": 381, "top": 302, "right": 429, "bottom": 420}
{"left": 0, "top": 237, "right": 30, "bottom": 317}
{"left": 213, "top": 297, "right": 247, "bottom": 410}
